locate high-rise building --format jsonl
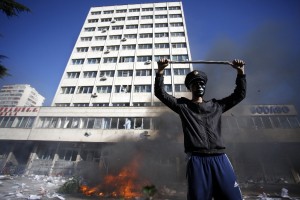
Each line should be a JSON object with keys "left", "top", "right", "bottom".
{"left": 0, "top": 84, "right": 45, "bottom": 107}
{"left": 52, "top": 2, "right": 192, "bottom": 107}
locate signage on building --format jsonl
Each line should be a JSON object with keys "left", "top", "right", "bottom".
{"left": 0, "top": 107, "right": 39, "bottom": 116}
{"left": 224, "top": 104, "right": 298, "bottom": 116}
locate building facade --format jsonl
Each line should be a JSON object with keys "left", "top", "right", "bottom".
{"left": 52, "top": 2, "right": 192, "bottom": 107}
{"left": 0, "top": 84, "right": 45, "bottom": 107}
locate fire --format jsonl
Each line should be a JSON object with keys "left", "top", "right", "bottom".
{"left": 80, "top": 154, "right": 148, "bottom": 198}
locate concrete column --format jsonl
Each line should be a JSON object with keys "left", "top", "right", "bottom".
{"left": 49, "top": 143, "right": 60, "bottom": 176}
{"left": 3, "top": 143, "right": 17, "bottom": 167}
{"left": 25, "top": 143, "right": 39, "bottom": 175}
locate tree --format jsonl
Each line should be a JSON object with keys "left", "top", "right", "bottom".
{"left": 0, "top": 0, "right": 30, "bottom": 17}
{"left": 0, "top": 0, "right": 31, "bottom": 78}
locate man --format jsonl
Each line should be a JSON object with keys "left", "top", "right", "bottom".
{"left": 154, "top": 59, "right": 246, "bottom": 200}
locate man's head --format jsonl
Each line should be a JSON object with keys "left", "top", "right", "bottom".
{"left": 185, "top": 70, "right": 207, "bottom": 97}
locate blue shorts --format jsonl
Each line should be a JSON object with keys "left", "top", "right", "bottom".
{"left": 186, "top": 153, "right": 242, "bottom": 200}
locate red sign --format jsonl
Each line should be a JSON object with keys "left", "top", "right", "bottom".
{"left": 0, "top": 107, "right": 39, "bottom": 116}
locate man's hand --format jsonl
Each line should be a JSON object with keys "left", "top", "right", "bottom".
{"left": 157, "top": 59, "right": 169, "bottom": 75}
{"left": 231, "top": 59, "right": 245, "bottom": 75}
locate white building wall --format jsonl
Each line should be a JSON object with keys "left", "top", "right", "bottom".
{"left": 51, "top": 2, "right": 192, "bottom": 107}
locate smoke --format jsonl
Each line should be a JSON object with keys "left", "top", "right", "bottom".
{"left": 195, "top": 22, "right": 300, "bottom": 112}
{"left": 80, "top": 111, "right": 186, "bottom": 188}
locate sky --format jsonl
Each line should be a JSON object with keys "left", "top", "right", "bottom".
{"left": 1, "top": 0, "right": 300, "bottom": 111}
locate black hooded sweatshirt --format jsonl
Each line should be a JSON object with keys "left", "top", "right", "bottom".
{"left": 154, "top": 73, "right": 246, "bottom": 154}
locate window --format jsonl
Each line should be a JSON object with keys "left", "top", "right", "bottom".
{"left": 112, "top": 25, "right": 124, "bottom": 30}
{"left": 74, "top": 103, "right": 89, "bottom": 107}
{"left": 84, "top": 27, "right": 95, "bottom": 32}
{"left": 119, "top": 57, "right": 135, "bottom": 63}
{"left": 83, "top": 71, "right": 97, "bottom": 78}
{"left": 77, "top": 86, "right": 93, "bottom": 94}
{"left": 142, "top": 7, "right": 153, "bottom": 11}
{"left": 55, "top": 103, "right": 70, "bottom": 107}
{"left": 122, "top": 44, "right": 136, "bottom": 50}
{"left": 117, "top": 70, "right": 133, "bottom": 77}
{"left": 136, "top": 69, "right": 152, "bottom": 76}
{"left": 155, "top": 15, "right": 167, "bottom": 19}
{"left": 61, "top": 87, "right": 75, "bottom": 94}
{"left": 154, "top": 55, "right": 170, "bottom": 61}
{"left": 98, "top": 26, "right": 109, "bottom": 31}
{"left": 88, "top": 19, "right": 98, "bottom": 23}
{"left": 140, "top": 24, "right": 153, "bottom": 28}
{"left": 109, "top": 35, "right": 122, "bottom": 40}
{"left": 164, "top": 84, "right": 172, "bottom": 92}
{"left": 137, "top": 56, "right": 152, "bottom": 62}
{"left": 169, "top": 14, "right": 182, "bottom": 18}
{"left": 155, "top": 7, "right": 167, "bottom": 11}
{"left": 155, "top": 23, "right": 168, "bottom": 28}
{"left": 114, "top": 17, "right": 125, "bottom": 21}
{"left": 103, "top": 10, "right": 114, "bottom": 14}
{"left": 128, "top": 16, "right": 139, "bottom": 20}
{"left": 115, "top": 85, "right": 131, "bottom": 93}
{"left": 72, "top": 59, "right": 84, "bottom": 65}
{"left": 141, "top": 24, "right": 153, "bottom": 28}
{"left": 126, "top": 25, "right": 138, "bottom": 29}
{"left": 164, "top": 69, "right": 171, "bottom": 76}
{"left": 172, "top": 55, "right": 188, "bottom": 61}
{"left": 155, "top": 43, "right": 169, "bottom": 49}
{"left": 93, "top": 103, "right": 109, "bottom": 107}
{"left": 91, "top": 11, "right": 101, "bottom": 15}
{"left": 87, "top": 58, "right": 101, "bottom": 64}
{"left": 106, "top": 45, "right": 120, "bottom": 51}
{"left": 67, "top": 72, "right": 80, "bottom": 78}
{"left": 91, "top": 46, "right": 104, "bottom": 52}
{"left": 101, "top": 18, "right": 112, "bottom": 22}
{"left": 155, "top": 32, "right": 169, "bottom": 38}
{"left": 99, "top": 70, "right": 114, "bottom": 77}
{"left": 129, "top": 8, "right": 140, "bottom": 12}
{"left": 170, "top": 22, "right": 183, "bottom": 27}
{"left": 116, "top": 9, "right": 127, "bottom": 13}
{"left": 134, "top": 85, "right": 151, "bottom": 93}
{"left": 95, "top": 36, "right": 107, "bottom": 41}
{"left": 174, "top": 68, "right": 190, "bottom": 75}
{"left": 124, "top": 34, "right": 137, "bottom": 39}
{"left": 172, "top": 43, "right": 187, "bottom": 48}
{"left": 169, "top": 6, "right": 181, "bottom": 10}
{"left": 81, "top": 37, "right": 92, "bottom": 41}
{"left": 171, "top": 32, "right": 185, "bottom": 37}
{"left": 103, "top": 57, "right": 117, "bottom": 63}
{"left": 97, "top": 86, "right": 112, "bottom": 93}
{"left": 138, "top": 44, "right": 152, "bottom": 49}
{"left": 141, "top": 15, "right": 153, "bottom": 19}
{"left": 175, "top": 84, "right": 188, "bottom": 92}
{"left": 76, "top": 47, "right": 88, "bottom": 52}
{"left": 139, "top": 33, "right": 153, "bottom": 38}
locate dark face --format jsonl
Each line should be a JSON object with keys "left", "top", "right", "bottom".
{"left": 190, "top": 80, "right": 206, "bottom": 97}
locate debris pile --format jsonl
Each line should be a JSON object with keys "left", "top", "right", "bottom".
{"left": 0, "top": 175, "right": 65, "bottom": 200}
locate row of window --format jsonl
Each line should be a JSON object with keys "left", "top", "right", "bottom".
{"left": 60, "top": 83, "right": 188, "bottom": 94}
{"left": 67, "top": 68, "right": 190, "bottom": 79}
{"left": 80, "top": 32, "right": 184, "bottom": 42}
{"left": 1, "top": 115, "right": 299, "bottom": 130}
{"left": 84, "top": 22, "right": 183, "bottom": 32}
{"left": 36, "top": 117, "right": 153, "bottom": 130}
{"left": 77, "top": 43, "right": 186, "bottom": 53}
{"left": 88, "top": 14, "right": 182, "bottom": 23}
{"left": 90, "top": 6, "right": 181, "bottom": 15}
{"left": 55, "top": 102, "right": 160, "bottom": 107}
{"left": 71, "top": 55, "right": 188, "bottom": 65}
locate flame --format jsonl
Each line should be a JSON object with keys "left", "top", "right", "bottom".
{"left": 80, "top": 154, "right": 148, "bottom": 198}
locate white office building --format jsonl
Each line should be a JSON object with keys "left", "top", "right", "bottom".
{"left": 0, "top": 84, "right": 45, "bottom": 107}
{"left": 52, "top": 2, "right": 192, "bottom": 107}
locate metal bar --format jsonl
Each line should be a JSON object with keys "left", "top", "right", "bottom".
{"left": 169, "top": 60, "right": 233, "bottom": 65}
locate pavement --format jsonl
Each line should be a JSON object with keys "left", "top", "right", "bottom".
{"left": 0, "top": 175, "right": 299, "bottom": 200}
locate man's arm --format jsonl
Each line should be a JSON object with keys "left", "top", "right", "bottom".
{"left": 217, "top": 59, "right": 246, "bottom": 112}
{"left": 155, "top": 59, "right": 181, "bottom": 113}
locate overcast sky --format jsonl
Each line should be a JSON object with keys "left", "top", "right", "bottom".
{"left": 1, "top": 0, "right": 300, "bottom": 112}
